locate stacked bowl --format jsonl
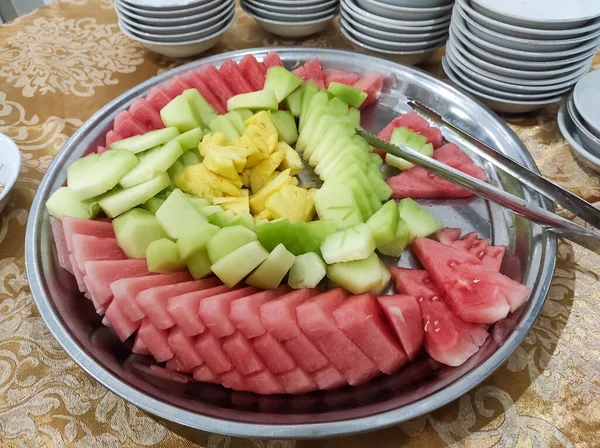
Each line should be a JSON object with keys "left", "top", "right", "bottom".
{"left": 443, "top": 0, "right": 600, "bottom": 113}
{"left": 241, "top": 0, "right": 339, "bottom": 38}
{"left": 559, "top": 70, "right": 600, "bottom": 173}
{"left": 115, "top": 0, "right": 236, "bottom": 58}
{"left": 339, "top": 0, "right": 454, "bottom": 65}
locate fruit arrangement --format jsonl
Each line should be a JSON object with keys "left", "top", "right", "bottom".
{"left": 46, "top": 51, "right": 531, "bottom": 394}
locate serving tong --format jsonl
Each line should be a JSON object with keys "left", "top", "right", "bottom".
{"left": 357, "top": 100, "right": 600, "bottom": 255}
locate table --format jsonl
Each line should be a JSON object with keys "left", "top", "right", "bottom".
{"left": 1, "top": 0, "right": 599, "bottom": 446}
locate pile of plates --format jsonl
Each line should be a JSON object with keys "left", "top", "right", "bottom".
{"left": 559, "top": 71, "right": 600, "bottom": 173}
{"left": 241, "top": 0, "right": 339, "bottom": 38}
{"left": 443, "top": 0, "right": 600, "bottom": 113}
{"left": 339, "top": 0, "right": 454, "bottom": 65}
{"left": 115, "top": 0, "right": 236, "bottom": 58}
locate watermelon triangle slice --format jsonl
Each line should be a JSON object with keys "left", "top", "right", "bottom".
{"left": 263, "top": 51, "right": 284, "bottom": 69}
{"left": 239, "top": 54, "right": 266, "bottom": 90}
{"left": 196, "top": 65, "right": 235, "bottom": 110}
{"left": 146, "top": 86, "right": 174, "bottom": 112}
{"left": 353, "top": 72, "right": 384, "bottom": 108}
{"left": 323, "top": 68, "right": 360, "bottom": 87}
{"left": 302, "top": 59, "right": 326, "bottom": 90}
{"left": 129, "top": 98, "right": 164, "bottom": 130}
{"left": 378, "top": 111, "right": 443, "bottom": 148}
{"left": 219, "top": 60, "right": 254, "bottom": 95}
{"left": 436, "top": 228, "right": 506, "bottom": 272}
{"left": 184, "top": 70, "right": 226, "bottom": 115}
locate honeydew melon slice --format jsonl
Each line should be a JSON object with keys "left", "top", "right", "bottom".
{"left": 320, "top": 224, "right": 376, "bottom": 264}
{"left": 246, "top": 243, "right": 296, "bottom": 289}
{"left": 207, "top": 225, "right": 257, "bottom": 264}
{"left": 314, "top": 182, "right": 363, "bottom": 229}
{"left": 113, "top": 208, "right": 169, "bottom": 259}
{"left": 271, "top": 110, "right": 298, "bottom": 145}
{"left": 303, "top": 115, "right": 340, "bottom": 160}
{"left": 155, "top": 188, "right": 208, "bottom": 239}
{"left": 327, "top": 82, "right": 368, "bottom": 108}
{"left": 308, "top": 126, "right": 353, "bottom": 166}
{"left": 46, "top": 187, "right": 101, "bottom": 220}
{"left": 119, "top": 140, "right": 184, "bottom": 189}
{"left": 98, "top": 172, "right": 170, "bottom": 218}
{"left": 377, "top": 216, "right": 411, "bottom": 258}
{"left": 182, "top": 88, "right": 217, "bottom": 128}
{"left": 146, "top": 238, "right": 186, "bottom": 273}
{"left": 296, "top": 105, "right": 330, "bottom": 153}
{"left": 225, "top": 111, "right": 246, "bottom": 135}
{"left": 208, "top": 115, "right": 240, "bottom": 143}
{"left": 284, "top": 84, "right": 304, "bottom": 117}
{"left": 227, "top": 90, "right": 278, "bottom": 112}
{"left": 187, "top": 250, "right": 212, "bottom": 279}
{"left": 141, "top": 197, "right": 164, "bottom": 214}
{"left": 177, "top": 222, "right": 220, "bottom": 260}
{"left": 161, "top": 95, "right": 201, "bottom": 133}
{"left": 326, "top": 252, "right": 382, "bottom": 295}
{"left": 288, "top": 252, "right": 326, "bottom": 289}
{"left": 263, "top": 66, "right": 303, "bottom": 102}
{"left": 366, "top": 200, "right": 399, "bottom": 248}
{"left": 398, "top": 198, "right": 442, "bottom": 240}
{"left": 175, "top": 127, "right": 204, "bottom": 152}
{"left": 110, "top": 127, "right": 180, "bottom": 154}
{"left": 298, "top": 81, "right": 319, "bottom": 130}
{"left": 210, "top": 240, "right": 269, "bottom": 287}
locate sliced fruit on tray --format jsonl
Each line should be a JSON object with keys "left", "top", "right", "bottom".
{"left": 437, "top": 228, "right": 506, "bottom": 272}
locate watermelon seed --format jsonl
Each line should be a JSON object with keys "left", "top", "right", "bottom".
{"left": 419, "top": 297, "right": 424, "bottom": 302}
{"left": 424, "top": 321, "right": 430, "bottom": 332}
{"left": 478, "top": 251, "right": 485, "bottom": 258}
{"left": 434, "top": 328, "right": 440, "bottom": 333}
{"left": 431, "top": 296, "right": 439, "bottom": 301}
{"left": 433, "top": 320, "right": 439, "bottom": 326}
{"left": 473, "top": 279, "right": 480, "bottom": 284}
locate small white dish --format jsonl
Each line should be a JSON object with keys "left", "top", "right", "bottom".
{"left": 342, "top": 0, "right": 451, "bottom": 30}
{"left": 259, "top": 0, "right": 327, "bottom": 6}
{"left": 115, "top": 0, "right": 230, "bottom": 26}
{"left": 241, "top": 2, "right": 337, "bottom": 22}
{"left": 458, "top": 0, "right": 600, "bottom": 40}
{"left": 558, "top": 101, "right": 600, "bottom": 173}
{"left": 573, "top": 69, "right": 600, "bottom": 138}
{"left": 0, "top": 134, "right": 21, "bottom": 215}
{"left": 355, "top": 0, "right": 453, "bottom": 21}
{"left": 376, "top": 0, "right": 451, "bottom": 7}
{"left": 244, "top": 0, "right": 338, "bottom": 14}
{"left": 471, "top": 0, "right": 600, "bottom": 30}
{"left": 442, "top": 57, "right": 563, "bottom": 113}
{"left": 341, "top": 8, "right": 449, "bottom": 42}
{"left": 567, "top": 95, "right": 600, "bottom": 156}
{"left": 116, "top": 0, "right": 220, "bottom": 17}
{"left": 121, "top": 0, "right": 213, "bottom": 9}
{"left": 243, "top": 7, "right": 335, "bottom": 38}
{"left": 118, "top": 16, "right": 232, "bottom": 57}
{"left": 341, "top": 17, "right": 448, "bottom": 51}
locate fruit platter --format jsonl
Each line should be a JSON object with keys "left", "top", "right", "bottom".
{"left": 26, "top": 48, "right": 555, "bottom": 438}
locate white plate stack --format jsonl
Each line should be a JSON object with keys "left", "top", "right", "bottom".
{"left": 558, "top": 70, "right": 600, "bottom": 173}
{"left": 115, "top": 0, "right": 236, "bottom": 58}
{"left": 339, "top": 0, "right": 454, "bottom": 65}
{"left": 443, "top": 0, "right": 600, "bottom": 113}
{"left": 241, "top": 0, "right": 339, "bottom": 39}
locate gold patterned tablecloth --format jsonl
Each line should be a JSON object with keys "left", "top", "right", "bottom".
{"left": 1, "top": 1, "right": 599, "bottom": 446}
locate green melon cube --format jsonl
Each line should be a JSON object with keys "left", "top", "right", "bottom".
{"left": 288, "top": 252, "right": 327, "bottom": 289}
{"left": 369, "top": 152, "right": 383, "bottom": 167}
{"left": 113, "top": 208, "right": 169, "bottom": 259}
{"left": 328, "top": 97, "right": 350, "bottom": 117}
{"left": 208, "top": 115, "right": 240, "bottom": 143}
{"left": 210, "top": 240, "right": 269, "bottom": 287}
{"left": 377, "top": 216, "right": 411, "bottom": 257}
{"left": 237, "top": 109, "right": 253, "bottom": 121}
{"left": 246, "top": 243, "right": 296, "bottom": 289}
{"left": 264, "top": 66, "right": 303, "bottom": 102}
{"left": 271, "top": 110, "right": 298, "bottom": 145}
{"left": 399, "top": 198, "right": 442, "bottom": 240}
{"left": 175, "top": 127, "right": 204, "bottom": 152}
{"left": 327, "top": 252, "right": 382, "bottom": 295}
{"left": 155, "top": 188, "right": 208, "bottom": 239}
{"left": 147, "top": 238, "right": 186, "bottom": 273}
{"left": 255, "top": 218, "right": 302, "bottom": 255}
{"left": 182, "top": 88, "right": 217, "bottom": 128}
{"left": 372, "top": 259, "right": 392, "bottom": 295}
{"left": 141, "top": 197, "right": 165, "bottom": 214}
{"left": 46, "top": 187, "right": 101, "bottom": 220}
{"left": 225, "top": 111, "right": 246, "bottom": 135}
{"left": 296, "top": 104, "right": 330, "bottom": 153}
{"left": 327, "top": 82, "right": 368, "bottom": 108}
{"left": 304, "top": 115, "right": 341, "bottom": 159}
{"left": 320, "top": 224, "right": 376, "bottom": 264}
{"left": 230, "top": 212, "right": 255, "bottom": 231}
{"left": 98, "top": 172, "right": 170, "bottom": 218}
{"left": 179, "top": 150, "right": 201, "bottom": 167}
{"left": 387, "top": 127, "right": 434, "bottom": 170}
{"left": 367, "top": 164, "right": 393, "bottom": 201}
{"left": 308, "top": 127, "right": 353, "bottom": 166}
{"left": 187, "top": 249, "right": 212, "bottom": 279}
{"left": 314, "top": 182, "right": 363, "bottom": 229}
{"left": 161, "top": 95, "right": 201, "bottom": 133}
{"left": 110, "top": 127, "right": 180, "bottom": 153}
{"left": 177, "top": 222, "right": 220, "bottom": 260}
{"left": 347, "top": 108, "right": 361, "bottom": 127}
{"left": 366, "top": 200, "right": 399, "bottom": 248}
{"left": 208, "top": 210, "right": 237, "bottom": 227}
{"left": 300, "top": 90, "right": 329, "bottom": 132}
{"left": 298, "top": 80, "right": 318, "bottom": 124}
{"left": 284, "top": 84, "right": 304, "bottom": 117}
{"left": 184, "top": 194, "right": 211, "bottom": 212}
{"left": 227, "top": 90, "right": 278, "bottom": 112}
{"left": 120, "top": 140, "right": 184, "bottom": 189}
{"left": 207, "top": 225, "right": 257, "bottom": 264}
{"left": 200, "top": 204, "right": 224, "bottom": 218}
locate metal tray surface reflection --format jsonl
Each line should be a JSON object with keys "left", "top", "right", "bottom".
{"left": 25, "top": 47, "right": 556, "bottom": 439}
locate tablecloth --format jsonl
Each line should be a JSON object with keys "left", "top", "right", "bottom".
{"left": 0, "top": 1, "right": 599, "bottom": 446}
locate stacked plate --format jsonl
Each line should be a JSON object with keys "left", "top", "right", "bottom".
{"left": 558, "top": 70, "right": 600, "bottom": 173}
{"left": 115, "top": 0, "right": 236, "bottom": 58}
{"left": 339, "top": 0, "right": 454, "bottom": 65}
{"left": 241, "top": 0, "right": 339, "bottom": 38}
{"left": 443, "top": 0, "right": 600, "bottom": 113}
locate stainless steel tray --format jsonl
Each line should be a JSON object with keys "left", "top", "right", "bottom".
{"left": 25, "top": 47, "right": 556, "bottom": 439}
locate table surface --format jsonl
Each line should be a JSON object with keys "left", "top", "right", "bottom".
{"left": 1, "top": 0, "right": 599, "bottom": 446}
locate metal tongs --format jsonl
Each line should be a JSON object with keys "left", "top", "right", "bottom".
{"left": 357, "top": 100, "right": 600, "bottom": 255}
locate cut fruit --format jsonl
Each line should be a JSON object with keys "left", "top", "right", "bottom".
{"left": 377, "top": 216, "right": 411, "bottom": 257}
{"left": 249, "top": 169, "right": 292, "bottom": 214}
{"left": 284, "top": 85, "right": 304, "bottom": 117}
{"left": 270, "top": 110, "right": 298, "bottom": 144}
{"left": 302, "top": 59, "right": 326, "bottom": 89}
{"left": 227, "top": 90, "right": 278, "bottom": 112}
{"left": 210, "top": 241, "right": 269, "bottom": 287}
{"left": 250, "top": 151, "right": 285, "bottom": 193}
{"left": 314, "top": 182, "right": 363, "bottom": 229}
{"left": 353, "top": 72, "right": 384, "bottom": 108}
{"left": 348, "top": 108, "right": 361, "bottom": 127}
{"left": 98, "top": 172, "right": 170, "bottom": 218}
{"left": 142, "top": 197, "right": 164, "bottom": 214}
{"left": 146, "top": 238, "right": 186, "bottom": 273}
{"left": 398, "top": 198, "right": 442, "bottom": 240}
{"left": 263, "top": 66, "right": 303, "bottom": 102}
{"left": 386, "top": 127, "right": 434, "bottom": 171}
{"left": 160, "top": 95, "right": 201, "bottom": 133}
{"left": 265, "top": 184, "right": 311, "bottom": 224}
{"left": 155, "top": 188, "right": 208, "bottom": 239}
{"left": 366, "top": 200, "right": 399, "bottom": 248}
{"left": 207, "top": 225, "right": 257, "bottom": 264}
{"left": 186, "top": 250, "right": 212, "bottom": 279}
{"left": 288, "top": 252, "right": 326, "bottom": 289}
{"left": 377, "top": 294, "right": 424, "bottom": 361}
{"left": 46, "top": 187, "right": 101, "bottom": 220}
{"left": 299, "top": 80, "right": 319, "bottom": 128}
{"left": 182, "top": 88, "right": 218, "bottom": 128}
{"left": 320, "top": 224, "right": 376, "bottom": 264}
{"left": 180, "top": 150, "right": 201, "bottom": 167}
{"left": 67, "top": 149, "right": 139, "bottom": 200}
{"left": 278, "top": 141, "right": 303, "bottom": 175}
{"left": 246, "top": 243, "right": 296, "bottom": 289}
{"left": 327, "top": 253, "right": 383, "bottom": 295}
{"left": 110, "top": 127, "right": 180, "bottom": 153}
{"left": 436, "top": 228, "right": 506, "bottom": 272}
{"left": 120, "top": 140, "right": 183, "bottom": 188}
{"left": 327, "top": 82, "right": 368, "bottom": 108}
{"left": 208, "top": 115, "right": 240, "bottom": 143}
{"left": 176, "top": 222, "right": 220, "bottom": 260}
{"left": 219, "top": 60, "right": 254, "bottom": 95}
{"left": 113, "top": 208, "right": 169, "bottom": 259}
{"left": 225, "top": 111, "right": 246, "bottom": 135}
{"left": 239, "top": 54, "right": 266, "bottom": 90}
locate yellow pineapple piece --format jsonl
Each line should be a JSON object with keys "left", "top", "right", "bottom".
{"left": 254, "top": 208, "right": 272, "bottom": 223}
{"left": 202, "top": 149, "right": 245, "bottom": 181}
{"left": 249, "top": 169, "right": 292, "bottom": 215}
{"left": 250, "top": 151, "right": 286, "bottom": 193}
{"left": 234, "top": 135, "right": 267, "bottom": 168}
{"left": 265, "top": 185, "right": 309, "bottom": 224}
{"left": 240, "top": 168, "right": 252, "bottom": 188}
{"left": 213, "top": 190, "right": 250, "bottom": 215}
{"left": 303, "top": 189, "right": 316, "bottom": 221}
{"left": 199, "top": 132, "right": 228, "bottom": 157}
{"left": 175, "top": 164, "right": 243, "bottom": 199}
{"left": 278, "top": 142, "right": 304, "bottom": 175}
{"left": 287, "top": 177, "right": 299, "bottom": 186}
{"left": 245, "top": 110, "right": 278, "bottom": 136}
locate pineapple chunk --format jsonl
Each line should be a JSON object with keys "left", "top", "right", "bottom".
{"left": 288, "top": 177, "right": 299, "bottom": 186}
{"left": 278, "top": 142, "right": 304, "bottom": 175}
{"left": 235, "top": 135, "right": 267, "bottom": 168}
{"left": 303, "top": 190, "right": 316, "bottom": 221}
{"left": 213, "top": 191, "right": 249, "bottom": 215}
{"left": 249, "top": 169, "right": 292, "bottom": 214}
{"left": 176, "top": 163, "right": 243, "bottom": 199}
{"left": 202, "top": 146, "right": 246, "bottom": 181}
{"left": 240, "top": 168, "right": 252, "bottom": 188}
{"left": 199, "top": 132, "right": 228, "bottom": 157}
{"left": 254, "top": 208, "right": 272, "bottom": 222}
{"left": 266, "top": 185, "right": 311, "bottom": 224}
{"left": 245, "top": 110, "right": 278, "bottom": 137}
{"left": 251, "top": 151, "right": 286, "bottom": 193}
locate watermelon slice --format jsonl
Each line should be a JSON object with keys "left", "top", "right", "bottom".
{"left": 70, "top": 254, "right": 88, "bottom": 293}
{"left": 197, "top": 65, "right": 235, "bottom": 110}
{"left": 146, "top": 86, "right": 174, "bottom": 112}
{"left": 246, "top": 370, "right": 284, "bottom": 395}
{"left": 198, "top": 286, "right": 259, "bottom": 338}
{"left": 263, "top": 51, "right": 284, "bottom": 69}
{"left": 165, "top": 75, "right": 192, "bottom": 98}
{"left": 222, "top": 331, "right": 265, "bottom": 375}
{"left": 229, "top": 285, "right": 289, "bottom": 339}
{"left": 194, "top": 331, "right": 232, "bottom": 374}
{"left": 132, "top": 334, "right": 151, "bottom": 355}
{"left": 311, "top": 365, "right": 347, "bottom": 390}
{"left": 291, "top": 65, "right": 308, "bottom": 80}
{"left": 378, "top": 111, "right": 443, "bottom": 148}
{"left": 97, "top": 146, "right": 107, "bottom": 155}
{"left": 353, "top": 72, "right": 384, "bottom": 108}
{"left": 219, "top": 369, "right": 249, "bottom": 391}
{"left": 283, "top": 333, "right": 329, "bottom": 373}
{"left": 114, "top": 110, "right": 148, "bottom": 138}
{"left": 252, "top": 332, "right": 296, "bottom": 374}
{"left": 166, "top": 357, "right": 195, "bottom": 374}
{"left": 62, "top": 216, "right": 114, "bottom": 252}
{"left": 129, "top": 98, "right": 165, "bottom": 130}
{"left": 277, "top": 367, "right": 316, "bottom": 394}
{"left": 104, "top": 299, "right": 139, "bottom": 341}
{"left": 392, "top": 267, "right": 489, "bottom": 366}
{"left": 377, "top": 294, "right": 424, "bottom": 361}
{"left": 333, "top": 293, "right": 408, "bottom": 374}
{"left": 260, "top": 289, "right": 318, "bottom": 341}
{"left": 184, "top": 70, "right": 226, "bottom": 114}
{"left": 50, "top": 217, "right": 73, "bottom": 274}
{"left": 193, "top": 364, "right": 218, "bottom": 383}
{"left": 437, "top": 228, "right": 506, "bottom": 272}
{"left": 71, "top": 235, "right": 127, "bottom": 274}
{"left": 105, "top": 130, "right": 124, "bottom": 148}
{"left": 412, "top": 238, "right": 530, "bottom": 323}
{"left": 239, "top": 54, "right": 267, "bottom": 91}
{"left": 302, "top": 59, "right": 326, "bottom": 89}
{"left": 167, "top": 327, "right": 204, "bottom": 370}
{"left": 219, "top": 60, "right": 254, "bottom": 95}
{"left": 323, "top": 68, "right": 361, "bottom": 87}
{"left": 137, "top": 319, "right": 174, "bottom": 362}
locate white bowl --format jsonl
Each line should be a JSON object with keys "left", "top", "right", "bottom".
{"left": 341, "top": 7, "right": 449, "bottom": 42}
{"left": 355, "top": 0, "right": 453, "bottom": 20}
{"left": 117, "top": 3, "right": 233, "bottom": 35}
{"left": 342, "top": 0, "right": 452, "bottom": 30}
{"left": 0, "top": 134, "right": 21, "bottom": 215}
{"left": 116, "top": 0, "right": 221, "bottom": 17}
{"left": 340, "top": 23, "right": 442, "bottom": 65}
{"left": 259, "top": 0, "right": 328, "bottom": 6}
{"left": 115, "top": 0, "right": 231, "bottom": 26}
{"left": 471, "top": 0, "right": 600, "bottom": 30}
{"left": 376, "top": 0, "right": 452, "bottom": 6}
{"left": 244, "top": 0, "right": 338, "bottom": 14}
{"left": 243, "top": 7, "right": 335, "bottom": 38}
{"left": 449, "top": 23, "right": 600, "bottom": 71}
{"left": 573, "top": 69, "right": 600, "bottom": 138}
{"left": 567, "top": 95, "right": 600, "bottom": 156}
{"left": 118, "top": 16, "right": 233, "bottom": 57}
{"left": 341, "top": 17, "right": 448, "bottom": 51}
{"left": 446, "top": 41, "right": 593, "bottom": 89}
{"left": 456, "top": 3, "right": 600, "bottom": 53}
{"left": 558, "top": 101, "right": 600, "bottom": 173}
{"left": 241, "top": 2, "right": 337, "bottom": 22}
{"left": 452, "top": 11, "right": 600, "bottom": 62}
{"left": 442, "top": 57, "right": 563, "bottom": 113}
{"left": 121, "top": 0, "right": 214, "bottom": 9}
{"left": 458, "top": 0, "right": 600, "bottom": 40}
{"left": 120, "top": 10, "right": 234, "bottom": 43}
